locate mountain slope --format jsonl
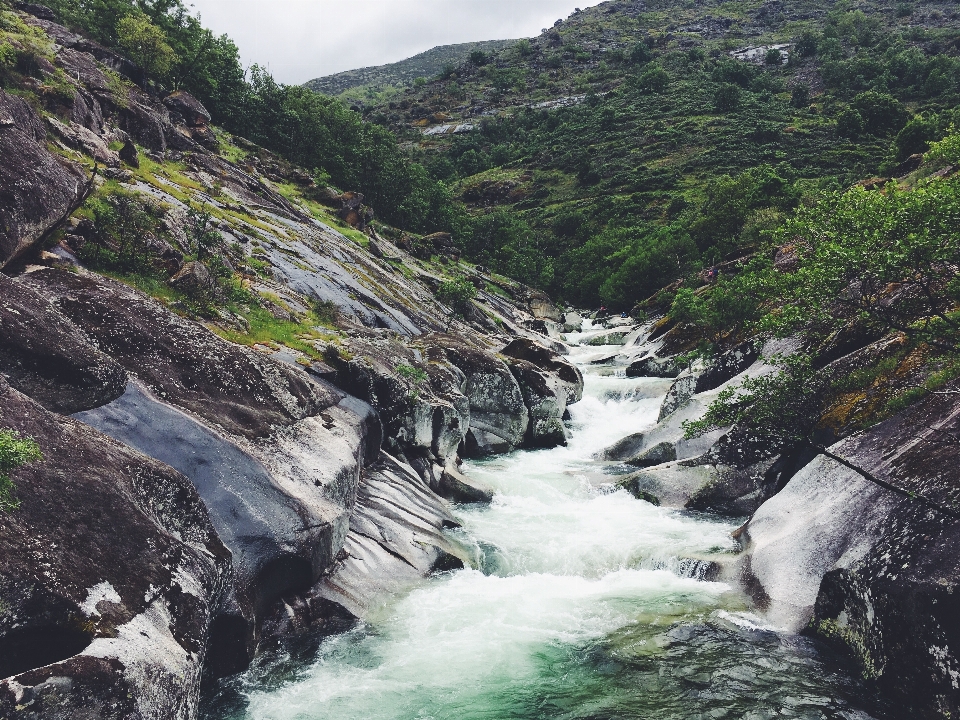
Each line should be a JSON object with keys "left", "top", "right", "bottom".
{"left": 356, "top": 0, "right": 960, "bottom": 307}
{"left": 304, "top": 39, "right": 517, "bottom": 97}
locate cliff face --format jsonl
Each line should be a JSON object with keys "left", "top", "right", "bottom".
{"left": 0, "top": 7, "right": 584, "bottom": 717}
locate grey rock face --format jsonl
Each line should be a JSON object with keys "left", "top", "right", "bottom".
{"left": 599, "top": 432, "right": 646, "bottom": 461}
{"left": 0, "top": 90, "right": 88, "bottom": 269}
{"left": 439, "top": 461, "right": 495, "bottom": 503}
{"left": 0, "top": 274, "right": 126, "bottom": 414}
{"left": 438, "top": 341, "right": 529, "bottom": 456}
{"left": 625, "top": 440, "right": 677, "bottom": 467}
{"left": 269, "top": 452, "right": 469, "bottom": 625}
{"left": 23, "top": 269, "right": 339, "bottom": 440}
{"left": 626, "top": 355, "right": 682, "bottom": 378}
{"left": 0, "top": 379, "right": 233, "bottom": 720}
{"left": 658, "top": 373, "right": 699, "bottom": 421}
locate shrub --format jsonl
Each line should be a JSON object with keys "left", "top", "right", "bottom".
{"left": 0, "top": 430, "right": 42, "bottom": 513}
{"left": 435, "top": 278, "right": 477, "bottom": 326}
{"left": 714, "top": 83, "right": 741, "bottom": 112}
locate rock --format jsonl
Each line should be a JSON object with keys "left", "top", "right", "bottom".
{"left": 599, "top": 432, "right": 646, "bottom": 461}
{"left": 501, "top": 338, "right": 583, "bottom": 448}
{"left": 658, "top": 373, "right": 698, "bottom": 421}
{"left": 45, "top": 116, "right": 120, "bottom": 167}
{"left": 561, "top": 310, "right": 583, "bottom": 333}
{"left": 439, "top": 461, "right": 495, "bottom": 503}
{"left": 323, "top": 334, "right": 469, "bottom": 465}
{"left": 423, "top": 231, "right": 454, "bottom": 249}
{"left": 168, "top": 260, "right": 217, "bottom": 297}
{"left": 0, "top": 90, "right": 88, "bottom": 269}
{"left": 15, "top": 3, "right": 58, "bottom": 20}
{"left": 118, "top": 139, "right": 139, "bottom": 168}
{"left": 619, "top": 460, "right": 719, "bottom": 509}
{"left": 273, "top": 452, "right": 469, "bottom": 623}
{"left": 162, "top": 91, "right": 212, "bottom": 127}
{"left": 893, "top": 153, "right": 924, "bottom": 177}
{"left": 436, "top": 340, "right": 529, "bottom": 456}
{"left": 625, "top": 440, "right": 677, "bottom": 467}
{"left": 626, "top": 355, "right": 681, "bottom": 378}
{"left": 22, "top": 269, "right": 339, "bottom": 440}
{"left": 528, "top": 291, "right": 561, "bottom": 321}
{"left": 586, "top": 331, "right": 629, "bottom": 346}
{"left": 0, "top": 378, "right": 235, "bottom": 719}
{"left": 0, "top": 274, "right": 126, "bottom": 414}
{"left": 694, "top": 342, "right": 760, "bottom": 393}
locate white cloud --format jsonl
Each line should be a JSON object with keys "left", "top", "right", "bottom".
{"left": 187, "top": 0, "right": 606, "bottom": 84}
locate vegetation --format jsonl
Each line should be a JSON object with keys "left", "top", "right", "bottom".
{"left": 0, "top": 431, "right": 42, "bottom": 513}
{"left": 435, "top": 278, "right": 477, "bottom": 328}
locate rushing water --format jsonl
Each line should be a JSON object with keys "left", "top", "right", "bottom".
{"left": 202, "top": 346, "right": 884, "bottom": 720}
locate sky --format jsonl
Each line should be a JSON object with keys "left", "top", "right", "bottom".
{"left": 186, "top": 0, "right": 607, "bottom": 85}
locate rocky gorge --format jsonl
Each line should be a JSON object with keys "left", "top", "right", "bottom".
{"left": 2, "top": 2, "right": 960, "bottom": 719}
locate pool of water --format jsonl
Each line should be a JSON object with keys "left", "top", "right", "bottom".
{"left": 201, "top": 347, "right": 884, "bottom": 720}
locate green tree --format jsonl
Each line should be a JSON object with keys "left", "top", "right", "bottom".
{"left": 0, "top": 430, "right": 42, "bottom": 513}
{"left": 684, "top": 355, "right": 960, "bottom": 518}
{"left": 117, "top": 13, "right": 177, "bottom": 79}
{"left": 850, "top": 91, "right": 907, "bottom": 136}
{"left": 768, "top": 178, "right": 960, "bottom": 352}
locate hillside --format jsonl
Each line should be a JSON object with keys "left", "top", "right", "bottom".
{"left": 304, "top": 39, "right": 516, "bottom": 99}
{"left": 357, "top": 0, "right": 960, "bottom": 307}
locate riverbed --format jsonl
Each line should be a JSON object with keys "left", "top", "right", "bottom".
{"left": 202, "top": 345, "right": 882, "bottom": 720}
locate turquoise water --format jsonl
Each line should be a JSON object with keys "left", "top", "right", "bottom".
{"left": 202, "top": 349, "right": 883, "bottom": 720}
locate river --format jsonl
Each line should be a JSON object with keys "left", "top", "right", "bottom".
{"left": 202, "top": 345, "right": 883, "bottom": 720}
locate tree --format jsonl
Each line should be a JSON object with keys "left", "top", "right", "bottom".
{"left": 117, "top": 14, "right": 177, "bottom": 79}
{"left": 469, "top": 49, "right": 488, "bottom": 66}
{"left": 791, "top": 83, "right": 810, "bottom": 108}
{"left": 0, "top": 431, "right": 42, "bottom": 513}
{"left": 87, "top": 191, "right": 159, "bottom": 270}
{"left": 768, "top": 178, "right": 960, "bottom": 353}
{"left": 836, "top": 108, "right": 864, "bottom": 138}
{"left": 850, "top": 91, "right": 907, "bottom": 136}
{"left": 185, "top": 203, "right": 223, "bottom": 261}
{"left": 683, "top": 355, "right": 960, "bottom": 518}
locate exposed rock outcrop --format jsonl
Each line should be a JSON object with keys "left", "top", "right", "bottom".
{"left": 0, "top": 274, "right": 126, "bottom": 414}
{"left": 0, "top": 90, "right": 88, "bottom": 269}
{"left": 0, "top": 378, "right": 233, "bottom": 720}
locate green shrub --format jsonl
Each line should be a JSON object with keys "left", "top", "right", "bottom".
{"left": 0, "top": 431, "right": 42, "bottom": 513}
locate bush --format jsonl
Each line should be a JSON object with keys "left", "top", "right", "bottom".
{"left": 714, "top": 83, "right": 742, "bottom": 112}
{"left": 836, "top": 108, "right": 864, "bottom": 138}
{"left": 0, "top": 430, "right": 42, "bottom": 513}
{"left": 435, "top": 278, "right": 477, "bottom": 325}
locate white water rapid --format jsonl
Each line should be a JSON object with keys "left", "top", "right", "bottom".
{"left": 204, "top": 345, "right": 883, "bottom": 720}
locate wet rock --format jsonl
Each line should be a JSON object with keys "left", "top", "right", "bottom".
{"left": 273, "top": 452, "right": 469, "bottom": 624}
{"left": 599, "top": 432, "right": 646, "bottom": 461}
{"left": 0, "top": 274, "right": 126, "bottom": 414}
{"left": 625, "top": 440, "right": 677, "bottom": 468}
{"left": 0, "top": 90, "right": 88, "bottom": 269}
{"left": 0, "top": 378, "right": 234, "bottom": 719}
{"left": 618, "top": 460, "right": 719, "bottom": 509}
{"left": 659, "top": 373, "right": 699, "bottom": 421}
{"left": 501, "top": 338, "right": 583, "bottom": 449}
{"left": 439, "top": 461, "right": 494, "bottom": 503}
{"left": 626, "top": 356, "right": 682, "bottom": 378}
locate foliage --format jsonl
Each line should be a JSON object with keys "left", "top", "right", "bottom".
{"left": 184, "top": 203, "right": 223, "bottom": 260}
{"left": 435, "top": 277, "right": 477, "bottom": 323}
{"left": 670, "top": 270, "right": 767, "bottom": 347}
{"left": 116, "top": 13, "right": 176, "bottom": 78}
{"left": 0, "top": 430, "right": 42, "bottom": 513}
{"left": 81, "top": 190, "right": 164, "bottom": 271}
{"left": 395, "top": 363, "right": 428, "bottom": 384}
{"left": 682, "top": 354, "right": 821, "bottom": 450}
{"left": 767, "top": 177, "right": 960, "bottom": 351}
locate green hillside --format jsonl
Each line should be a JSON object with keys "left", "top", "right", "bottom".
{"left": 304, "top": 39, "right": 517, "bottom": 100}
{"left": 358, "top": 0, "right": 960, "bottom": 308}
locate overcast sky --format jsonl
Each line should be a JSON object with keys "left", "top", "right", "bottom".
{"left": 186, "top": 0, "right": 606, "bottom": 85}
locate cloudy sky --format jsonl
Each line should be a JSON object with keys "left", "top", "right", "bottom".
{"left": 186, "top": 0, "right": 606, "bottom": 85}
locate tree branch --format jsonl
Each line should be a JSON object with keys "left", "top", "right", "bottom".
{"left": 813, "top": 443, "right": 960, "bottom": 520}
